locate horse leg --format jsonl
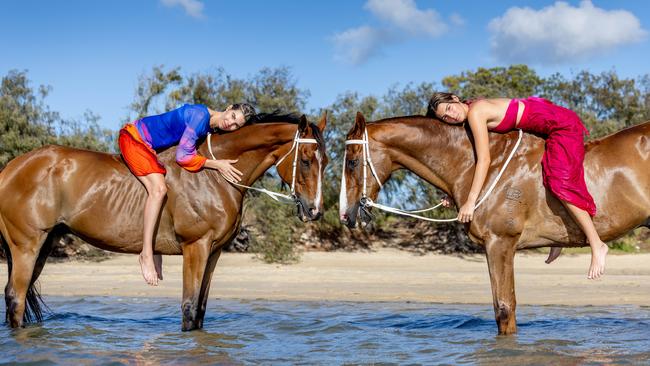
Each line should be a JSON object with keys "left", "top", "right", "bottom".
{"left": 181, "top": 237, "right": 214, "bottom": 331}
{"left": 484, "top": 236, "right": 518, "bottom": 335}
{"left": 4, "top": 230, "right": 48, "bottom": 328}
{"left": 195, "top": 249, "right": 222, "bottom": 329}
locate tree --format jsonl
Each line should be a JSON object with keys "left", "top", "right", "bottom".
{"left": 0, "top": 70, "right": 114, "bottom": 168}
{"left": 442, "top": 64, "right": 543, "bottom": 99}
{"left": 541, "top": 70, "right": 650, "bottom": 138}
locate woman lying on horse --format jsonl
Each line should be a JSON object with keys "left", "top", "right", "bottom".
{"left": 118, "top": 103, "right": 255, "bottom": 285}
{"left": 428, "top": 93, "right": 608, "bottom": 279}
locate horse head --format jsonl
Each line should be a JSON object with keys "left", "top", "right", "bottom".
{"left": 339, "top": 112, "right": 390, "bottom": 228}
{"left": 275, "top": 112, "right": 328, "bottom": 222}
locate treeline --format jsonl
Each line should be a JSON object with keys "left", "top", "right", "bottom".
{"left": 0, "top": 70, "right": 115, "bottom": 165}
{"left": 1, "top": 65, "right": 648, "bottom": 262}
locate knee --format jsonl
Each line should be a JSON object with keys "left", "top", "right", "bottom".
{"left": 182, "top": 300, "right": 197, "bottom": 321}
{"left": 150, "top": 183, "right": 168, "bottom": 199}
{"left": 496, "top": 300, "right": 511, "bottom": 322}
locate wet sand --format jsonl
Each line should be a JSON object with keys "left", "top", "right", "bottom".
{"left": 3, "top": 249, "right": 650, "bottom": 305}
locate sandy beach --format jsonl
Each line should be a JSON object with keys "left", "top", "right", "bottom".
{"left": 2, "top": 249, "right": 649, "bottom": 306}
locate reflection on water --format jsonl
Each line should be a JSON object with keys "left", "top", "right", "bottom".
{"left": 1, "top": 297, "right": 649, "bottom": 365}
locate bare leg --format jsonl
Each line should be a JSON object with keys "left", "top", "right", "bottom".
{"left": 561, "top": 201, "right": 608, "bottom": 279}
{"left": 136, "top": 173, "right": 167, "bottom": 286}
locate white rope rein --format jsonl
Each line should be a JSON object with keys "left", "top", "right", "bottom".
{"left": 343, "top": 128, "right": 523, "bottom": 222}
{"left": 207, "top": 130, "right": 317, "bottom": 202}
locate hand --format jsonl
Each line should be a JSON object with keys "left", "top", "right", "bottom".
{"left": 457, "top": 201, "right": 475, "bottom": 223}
{"left": 440, "top": 194, "right": 453, "bottom": 208}
{"left": 212, "top": 159, "right": 242, "bottom": 182}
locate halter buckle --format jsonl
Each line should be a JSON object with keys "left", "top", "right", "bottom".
{"left": 359, "top": 196, "right": 373, "bottom": 208}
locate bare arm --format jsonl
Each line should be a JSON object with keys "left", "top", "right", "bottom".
{"left": 466, "top": 106, "right": 492, "bottom": 203}
{"left": 458, "top": 102, "right": 492, "bottom": 222}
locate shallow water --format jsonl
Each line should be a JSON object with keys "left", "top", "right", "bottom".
{"left": 1, "top": 297, "right": 650, "bottom": 365}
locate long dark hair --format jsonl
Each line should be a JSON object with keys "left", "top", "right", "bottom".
{"left": 426, "top": 92, "right": 466, "bottom": 118}
{"left": 229, "top": 103, "right": 302, "bottom": 125}
{"left": 230, "top": 103, "right": 257, "bottom": 123}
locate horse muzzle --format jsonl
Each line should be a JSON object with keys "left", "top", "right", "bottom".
{"left": 340, "top": 201, "right": 373, "bottom": 228}
{"left": 295, "top": 197, "right": 321, "bottom": 222}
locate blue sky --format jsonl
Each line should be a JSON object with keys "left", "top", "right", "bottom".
{"left": 1, "top": 0, "right": 648, "bottom": 130}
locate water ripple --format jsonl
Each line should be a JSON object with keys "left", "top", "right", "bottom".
{"left": 1, "top": 297, "right": 649, "bottom": 365}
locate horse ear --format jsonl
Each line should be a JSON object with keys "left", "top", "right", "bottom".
{"left": 355, "top": 111, "right": 366, "bottom": 128}
{"left": 353, "top": 111, "right": 366, "bottom": 135}
{"left": 298, "top": 114, "right": 308, "bottom": 133}
{"left": 317, "top": 110, "right": 327, "bottom": 131}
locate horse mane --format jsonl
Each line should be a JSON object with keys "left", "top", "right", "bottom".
{"left": 250, "top": 110, "right": 302, "bottom": 124}
{"left": 367, "top": 115, "right": 432, "bottom": 125}
{"left": 253, "top": 112, "right": 326, "bottom": 155}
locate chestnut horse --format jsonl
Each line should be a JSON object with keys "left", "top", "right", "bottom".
{"left": 0, "top": 113, "right": 328, "bottom": 331}
{"left": 340, "top": 112, "right": 650, "bottom": 335}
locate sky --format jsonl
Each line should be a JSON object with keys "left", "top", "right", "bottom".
{"left": 1, "top": 0, "right": 648, "bottom": 130}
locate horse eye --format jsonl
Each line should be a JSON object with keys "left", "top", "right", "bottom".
{"left": 301, "top": 159, "right": 310, "bottom": 167}
{"left": 346, "top": 159, "right": 358, "bottom": 169}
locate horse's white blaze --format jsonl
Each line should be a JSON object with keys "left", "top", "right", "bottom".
{"left": 339, "top": 150, "right": 348, "bottom": 217}
{"left": 314, "top": 150, "right": 322, "bottom": 211}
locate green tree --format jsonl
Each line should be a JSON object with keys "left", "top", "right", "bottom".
{"left": 1, "top": 70, "right": 114, "bottom": 167}
{"left": 541, "top": 70, "right": 650, "bottom": 138}
{"left": 442, "top": 64, "right": 543, "bottom": 99}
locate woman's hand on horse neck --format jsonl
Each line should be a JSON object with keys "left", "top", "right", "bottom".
{"left": 204, "top": 159, "right": 243, "bottom": 183}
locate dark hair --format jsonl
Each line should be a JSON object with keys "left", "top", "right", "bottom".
{"left": 230, "top": 103, "right": 257, "bottom": 123}
{"left": 249, "top": 110, "right": 302, "bottom": 124}
{"left": 426, "top": 92, "right": 464, "bottom": 118}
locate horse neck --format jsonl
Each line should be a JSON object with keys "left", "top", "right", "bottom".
{"left": 369, "top": 117, "right": 476, "bottom": 200}
{"left": 199, "top": 123, "right": 298, "bottom": 187}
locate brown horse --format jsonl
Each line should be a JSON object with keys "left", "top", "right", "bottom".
{"left": 0, "top": 113, "right": 328, "bottom": 331}
{"left": 339, "top": 112, "right": 650, "bottom": 335}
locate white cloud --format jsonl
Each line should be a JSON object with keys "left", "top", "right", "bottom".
{"left": 331, "top": 0, "right": 453, "bottom": 65}
{"left": 161, "top": 0, "right": 205, "bottom": 19}
{"left": 449, "top": 13, "right": 465, "bottom": 27}
{"left": 331, "top": 26, "right": 392, "bottom": 65}
{"left": 489, "top": 0, "right": 647, "bottom": 64}
{"left": 364, "top": 0, "right": 447, "bottom": 37}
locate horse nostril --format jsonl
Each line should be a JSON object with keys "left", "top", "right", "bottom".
{"left": 340, "top": 213, "right": 348, "bottom": 222}
{"left": 309, "top": 207, "right": 318, "bottom": 217}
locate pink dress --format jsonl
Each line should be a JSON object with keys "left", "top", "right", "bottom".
{"left": 490, "top": 97, "right": 597, "bottom": 216}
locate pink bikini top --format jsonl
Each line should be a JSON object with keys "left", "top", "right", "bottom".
{"left": 491, "top": 99, "right": 522, "bottom": 133}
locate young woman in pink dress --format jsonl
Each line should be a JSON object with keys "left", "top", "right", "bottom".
{"left": 428, "top": 92, "right": 607, "bottom": 279}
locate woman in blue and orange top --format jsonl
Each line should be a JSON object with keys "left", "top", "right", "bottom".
{"left": 118, "top": 103, "right": 255, "bottom": 286}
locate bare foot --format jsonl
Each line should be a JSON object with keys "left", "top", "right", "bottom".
{"left": 139, "top": 254, "right": 159, "bottom": 286}
{"left": 545, "top": 247, "right": 562, "bottom": 264}
{"left": 588, "top": 243, "right": 608, "bottom": 280}
{"left": 153, "top": 254, "right": 163, "bottom": 280}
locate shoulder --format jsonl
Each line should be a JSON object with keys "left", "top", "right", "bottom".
{"left": 468, "top": 98, "right": 504, "bottom": 120}
{"left": 183, "top": 104, "right": 209, "bottom": 120}
{"left": 467, "top": 99, "right": 490, "bottom": 119}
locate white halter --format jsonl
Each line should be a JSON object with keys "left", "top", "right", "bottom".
{"left": 207, "top": 130, "right": 318, "bottom": 202}
{"left": 342, "top": 128, "right": 523, "bottom": 222}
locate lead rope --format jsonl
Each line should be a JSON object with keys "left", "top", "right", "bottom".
{"left": 207, "top": 131, "right": 317, "bottom": 202}
{"left": 343, "top": 128, "right": 523, "bottom": 222}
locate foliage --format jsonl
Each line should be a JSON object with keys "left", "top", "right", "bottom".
{"left": 0, "top": 70, "right": 114, "bottom": 168}
{"left": 442, "top": 64, "right": 543, "bottom": 100}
